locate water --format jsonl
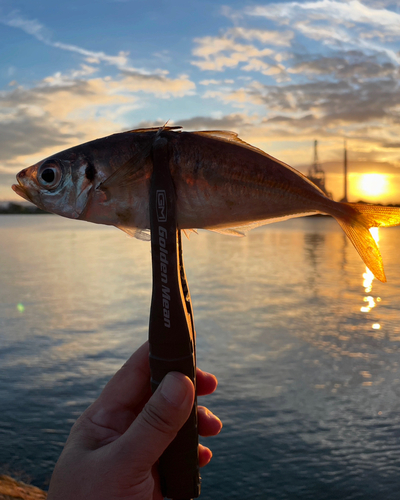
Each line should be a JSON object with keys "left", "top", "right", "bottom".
{"left": 1, "top": 215, "right": 400, "bottom": 499}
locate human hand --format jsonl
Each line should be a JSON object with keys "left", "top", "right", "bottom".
{"left": 47, "top": 341, "right": 222, "bottom": 500}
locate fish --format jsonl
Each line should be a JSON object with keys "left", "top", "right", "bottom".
{"left": 12, "top": 126, "right": 400, "bottom": 282}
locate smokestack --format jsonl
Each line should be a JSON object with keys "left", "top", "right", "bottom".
{"left": 343, "top": 140, "right": 348, "bottom": 202}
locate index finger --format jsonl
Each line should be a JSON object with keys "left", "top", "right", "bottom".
{"left": 196, "top": 368, "right": 218, "bottom": 396}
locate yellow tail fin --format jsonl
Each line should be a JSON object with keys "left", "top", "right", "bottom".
{"left": 335, "top": 203, "right": 400, "bottom": 283}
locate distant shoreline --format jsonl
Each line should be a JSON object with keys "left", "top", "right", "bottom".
{"left": 0, "top": 202, "right": 49, "bottom": 215}
{"left": 1, "top": 200, "right": 400, "bottom": 216}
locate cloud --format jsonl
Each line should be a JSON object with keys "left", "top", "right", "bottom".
{"left": 177, "top": 114, "right": 252, "bottom": 131}
{"left": 191, "top": 28, "right": 291, "bottom": 79}
{"left": 0, "top": 72, "right": 127, "bottom": 120}
{"left": 119, "top": 69, "right": 195, "bottom": 97}
{"left": 195, "top": 68, "right": 400, "bottom": 173}
{"left": 189, "top": 1, "right": 400, "bottom": 170}
{"left": 361, "top": 0, "right": 400, "bottom": 7}
{"left": 0, "top": 111, "right": 75, "bottom": 164}
{"left": 132, "top": 113, "right": 252, "bottom": 132}
{"left": 1, "top": 11, "right": 130, "bottom": 68}
{"left": 0, "top": 12, "right": 196, "bottom": 177}
{"left": 247, "top": 0, "right": 400, "bottom": 34}
{"left": 226, "top": 27, "right": 294, "bottom": 47}
{"left": 3, "top": 12, "right": 46, "bottom": 38}
{"left": 245, "top": 0, "right": 400, "bottom": 64}
{"left": 192, "top": 36, "right": 274, "bottom": 72}
{"left": 0, "top": 65, "right": 195, "bottom": 174}
{"left": 199, "top": 79, "right": 234, "bottom": 86}
{"left": 288, "top": 52, "right": 396, "bottom": 79}
{"left": 0, "top": 79, "right": 123, "bottom": 173}
{"left": 222, "top": 73, "right": 400, "bottom": 130}
{"left": 2, "top": 10, "right": 190, "bottom": 78}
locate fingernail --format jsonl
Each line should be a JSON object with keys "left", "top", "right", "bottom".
{"left": 161, "top": 373, "right": 189, "bottom": 407}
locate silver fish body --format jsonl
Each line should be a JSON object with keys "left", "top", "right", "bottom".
{"left": 12, "top": 127, "right": 400, "bottom": 281}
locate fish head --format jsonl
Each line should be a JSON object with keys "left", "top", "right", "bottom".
{"left": 12, "top": 149, "right": 97, "bottom": 219}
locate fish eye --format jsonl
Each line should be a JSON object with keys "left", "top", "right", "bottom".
{"left": 38, "top": 161, "right": 62, "bottom": 189}
{"left": 41, "top": 168, "right": 55, "bottom": 183}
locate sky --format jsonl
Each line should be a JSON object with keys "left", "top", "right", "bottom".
{"left": 1, "top": 0, "right": 400, "bottom": 203}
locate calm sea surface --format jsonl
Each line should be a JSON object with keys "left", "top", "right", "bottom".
{"left": 1, "top": 215, "right": 400, "bottom": 499}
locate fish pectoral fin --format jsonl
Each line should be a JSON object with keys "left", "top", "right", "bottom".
{"left": 133, "top": 228, "right": 151, "bottom": 241}
{"left": 115, "top": 225, "right": 151, "bottom": 241}
{"left": 99, "top": 144, "right": 152, "bottom": 190}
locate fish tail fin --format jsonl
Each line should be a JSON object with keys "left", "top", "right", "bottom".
{"left": 335, "top": 203, "right": 400, "bottom": 283}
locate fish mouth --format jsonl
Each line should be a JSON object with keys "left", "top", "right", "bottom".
{"left": 12, "top": 182, "right": 32, "bottom": 202}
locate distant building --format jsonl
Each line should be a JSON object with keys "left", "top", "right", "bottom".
{"left": 339, "top": 140, "right": 348, "bottom": 203}
{"left": 307, "top": 140, "right": 332, "bottom": 198}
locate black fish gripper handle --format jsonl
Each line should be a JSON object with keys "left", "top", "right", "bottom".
{"left": 148, "top": 135, "right": 201, "bottom": 500}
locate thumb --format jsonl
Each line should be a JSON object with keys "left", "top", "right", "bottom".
{"left": 118, "top": 372, "right": 195, "bottom": 470}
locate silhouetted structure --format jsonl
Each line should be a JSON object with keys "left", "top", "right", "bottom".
{"left": 307, "top": 140, "right": 332, "bottom": 198}
{"left": 340, "top": 140, "right": 348, "bottom": 203}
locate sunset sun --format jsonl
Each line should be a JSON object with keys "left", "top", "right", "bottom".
{"left": 359, "top": 173, "right": 389, "bottom": 198}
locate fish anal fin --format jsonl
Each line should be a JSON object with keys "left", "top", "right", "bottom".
{"left": 206, "top": 227, "right": 246, "bottom": 237}
{"left": 205, "top": 212, "right": 320, "bottom": 237}
{"left": 182, "top": 228, "right": 198, "bottom": 240}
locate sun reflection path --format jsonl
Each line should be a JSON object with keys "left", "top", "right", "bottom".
{"left": 360, "top": 228, "right": 381, "bottom": 330}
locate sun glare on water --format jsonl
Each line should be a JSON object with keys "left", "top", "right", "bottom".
{"left": 362, "top": 227, "right": 379, "bottom": 294}
{"left": 361, "top": 228, "right": 381, "bottom": 330}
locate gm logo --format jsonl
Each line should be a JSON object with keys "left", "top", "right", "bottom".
{"left": 156, "top": 190, "right": 167, "bottom": 222}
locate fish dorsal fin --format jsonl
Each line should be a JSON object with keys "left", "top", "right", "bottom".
{"left": 127, "top": 126, "right": 182, "bottom": 134}
{"left": 192, "top": 130, "right": 267, "bottom": 156}
{"left": 192, "top": 130, "right": 240, "bottom": 141}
